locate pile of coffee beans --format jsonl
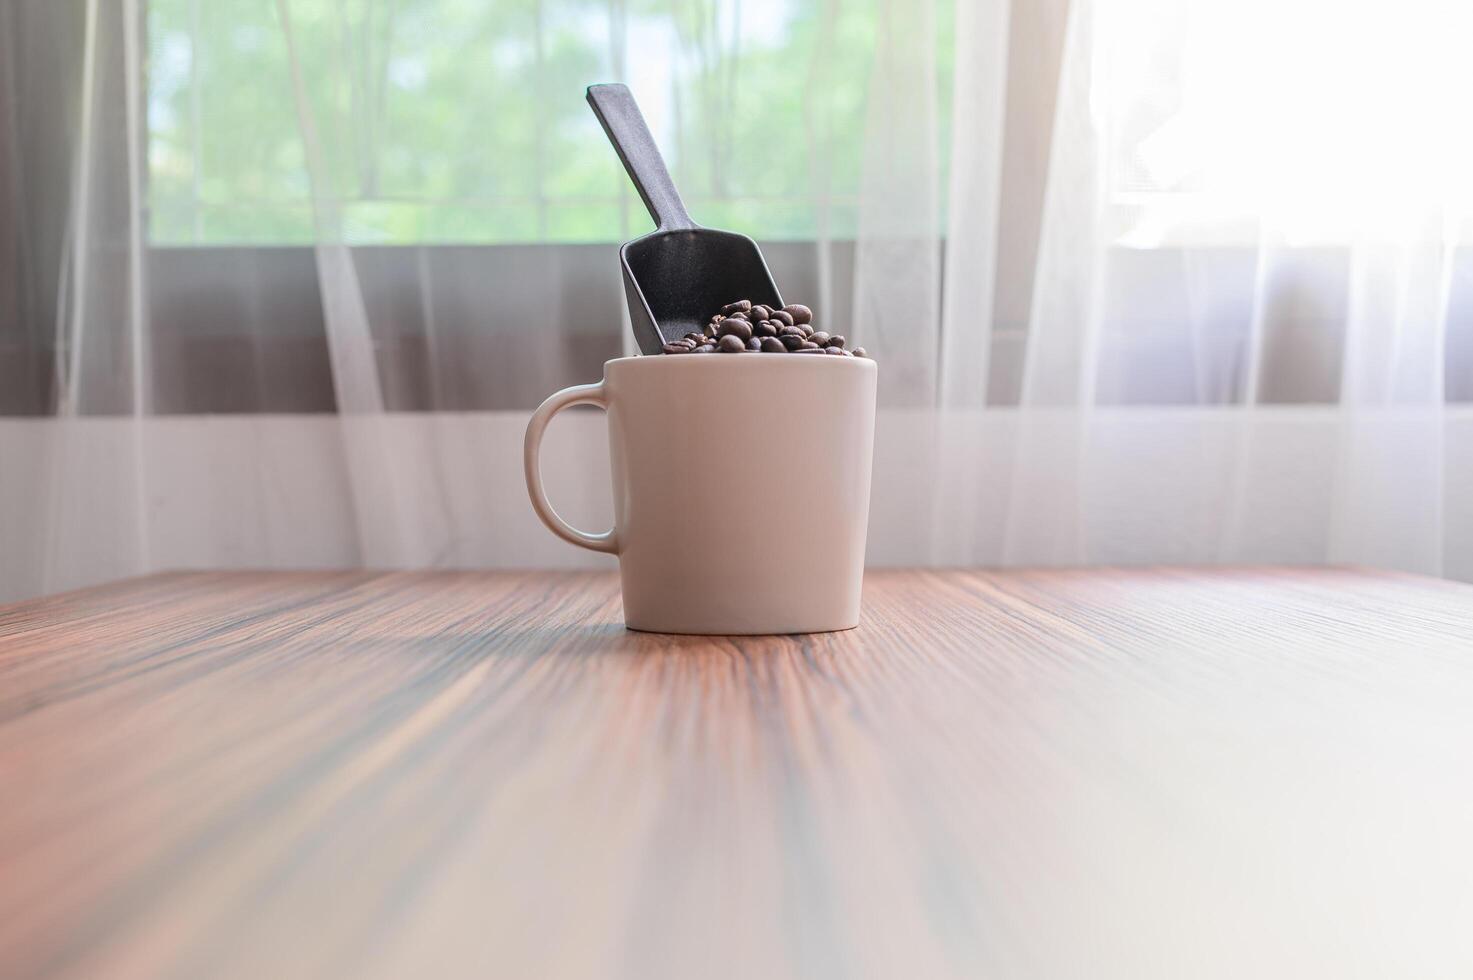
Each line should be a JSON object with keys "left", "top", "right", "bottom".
{"left": 660, "top": 300, "right": 869, "bottom": 358}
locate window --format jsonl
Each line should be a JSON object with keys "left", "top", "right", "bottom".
{"left": 147, "top": 0, "right": 953, "bottom": 246}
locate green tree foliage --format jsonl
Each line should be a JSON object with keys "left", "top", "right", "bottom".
{"left": 148, "top": 0, "right": 950, "bottom": 245}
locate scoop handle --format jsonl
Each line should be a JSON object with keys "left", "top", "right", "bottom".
{"left": 586, "top": 84, "right": 696, "bottom": 232}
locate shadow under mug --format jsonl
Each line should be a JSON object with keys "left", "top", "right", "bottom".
{"left": 525, "top": 354, "right": 877, "bottom": 634}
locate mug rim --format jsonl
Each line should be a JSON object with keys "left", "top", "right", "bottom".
{"left": 603, "top": 353, "right": 876, "bottom": 372}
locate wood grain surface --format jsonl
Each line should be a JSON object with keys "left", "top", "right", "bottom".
{"left": 2, "top": 568, "right": 1472, "bottom": 979}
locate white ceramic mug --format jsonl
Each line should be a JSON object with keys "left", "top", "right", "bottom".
{"left": 525, "top": 355, "right": 877, "bottom": 634}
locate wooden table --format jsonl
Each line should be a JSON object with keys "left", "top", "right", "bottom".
{"left": 3, "top": 568, "right": 1472, "bottom": 979}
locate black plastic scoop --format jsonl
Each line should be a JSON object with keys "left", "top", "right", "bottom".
{"left": 587, "top": 83, "right": 783, "bottom": 354}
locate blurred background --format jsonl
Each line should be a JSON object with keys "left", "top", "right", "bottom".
{"left": 2, "top": 0, "right": 1471, "bottom": 601}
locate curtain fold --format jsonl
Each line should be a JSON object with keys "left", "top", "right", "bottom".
{"left": 2, "top": 0, "right": 1471, "bottom": 603}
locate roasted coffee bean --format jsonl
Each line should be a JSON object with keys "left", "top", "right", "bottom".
{"left": 717, "top": 318, "right": 754, "bottom": 342}
{"left": 675, "top": 298, "right": 871, "bottom": 358}
{"left": 852, "top": 347, "right": 868, "bottom": 358}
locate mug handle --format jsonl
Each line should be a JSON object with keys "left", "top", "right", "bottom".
{"left": 524, "top": 381, "right": 619, "bottom": 554}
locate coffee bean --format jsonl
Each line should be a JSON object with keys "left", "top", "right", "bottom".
{"left": 783, "top": 304, "right": 812, "bottom": 325}
{"left": 686, "top": 299, "right": 872, "bottom": 360}
{"left": 717, "top": 318, "right": 753, "bottom": 342}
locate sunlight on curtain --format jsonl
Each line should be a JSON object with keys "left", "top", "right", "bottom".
{"left": 1105, "top": 0, "right": 1473, "bottom": 247}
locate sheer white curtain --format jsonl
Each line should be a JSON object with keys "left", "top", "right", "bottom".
{"left": 2, "top": 0, "right": 1471, "bottom": 603}
{"left": 915, "top": 0, "right": 1473, "bottom": 577}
